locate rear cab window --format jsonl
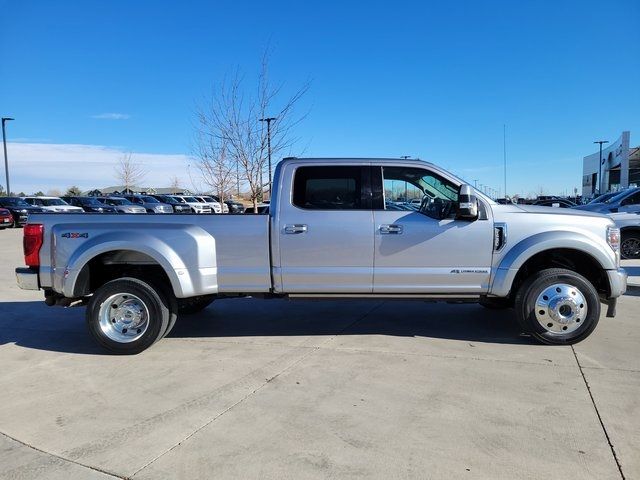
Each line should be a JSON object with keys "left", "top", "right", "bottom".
{"left": 292, "top": 166, "right": 369, "bottom": 210}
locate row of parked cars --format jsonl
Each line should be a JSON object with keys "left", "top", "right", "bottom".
{"left": 0, "top": 194, "right": 247, "bottom": 228}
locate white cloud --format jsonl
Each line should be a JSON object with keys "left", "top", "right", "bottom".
{"left": 91, "top": 113, "right": 131, "bottom": 120}
{"left": 3, "top": 142, "right": 194, "bottom": 194}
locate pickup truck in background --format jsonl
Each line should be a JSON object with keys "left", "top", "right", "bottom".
{"left": 15, "top": 158, "right": 627, "bottom": 354}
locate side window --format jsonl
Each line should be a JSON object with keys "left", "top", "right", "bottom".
{"left": 622, "top": 192, "right": 640, "bottom": 206}
{"left": 293, "top": 166, "right": 366, "bottom": 210}
{"left": 377, "top": 166, "right": 459, "bottom": 219}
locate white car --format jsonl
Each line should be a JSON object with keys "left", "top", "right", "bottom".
{"left": 177, "top": 196, "right": 212, "bottom": 214}
{"left": 195, "top": 195, "right": 228, "bottom": 214}
{"left": 23, "top": 196, "right": 83, "bottom": 213}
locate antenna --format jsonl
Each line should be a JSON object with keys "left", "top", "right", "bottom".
{"left": 503, "top": 124, "right": 507, "bottom": 199}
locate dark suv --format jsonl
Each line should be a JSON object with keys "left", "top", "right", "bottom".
{"left": 0, "top": 197, "right": 47, "bottom": 226}
{"left": 150, "top": 195, "right": 191, "bottom": 213}
{"left": 62, "top": 196, "right": 118, "bottom": 213}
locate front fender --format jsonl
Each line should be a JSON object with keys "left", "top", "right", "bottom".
{"left": 54, "top": 224, "right": 218, "bottom": 298}
{"left": 490, "top": 230, "right": 616, "bottom": 297}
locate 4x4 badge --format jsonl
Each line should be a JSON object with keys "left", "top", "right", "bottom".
{"left": 61, "top": 232, "right": 88, "bottom": 239}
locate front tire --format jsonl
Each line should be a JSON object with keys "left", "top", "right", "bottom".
{"left": 514, "top": 268, "right": 600, "bottom": 345}
{"left": 86, "top": 277, "right": 170, "bottom": 354}
{"left": 621, "top": 232, "right": 640, "bottom": 259}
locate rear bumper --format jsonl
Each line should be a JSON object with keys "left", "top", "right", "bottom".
{"left": 607, "top": 268, "right": 628, "bottom": 298}
{"left": 15, "top": 267, "right": 40, "bottom": 290}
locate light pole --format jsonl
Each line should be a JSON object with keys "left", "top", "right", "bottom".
{"left": 259, "top": 117, "right": 277, "bottom": 197}
{"left": 594, "top": 140, "right": 609, "bottom": 194}
{"left": 2, "top": 117, "right": 14, "bottom": 195}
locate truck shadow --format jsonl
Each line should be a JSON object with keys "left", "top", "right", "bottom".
{"left": 0, "top": 298, "right": 536, "bottom": 355}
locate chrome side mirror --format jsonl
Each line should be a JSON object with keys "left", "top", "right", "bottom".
{"left": 457, "top": 184, "right": 479, "bottom": 221}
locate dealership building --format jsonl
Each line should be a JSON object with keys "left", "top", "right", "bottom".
{"left": 582, "top": 131, "right": 639, "bottom": 197}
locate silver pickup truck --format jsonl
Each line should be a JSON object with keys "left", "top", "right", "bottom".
{"left": 16, "top": 158, "right": 627, "bottom": 353}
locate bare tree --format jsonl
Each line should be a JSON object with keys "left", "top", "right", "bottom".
{"left": 169, "top": 175, "right": 182, "bottom": 194}
{"left": 114, "top": 153, "right": 146, "bottom": 192}
{"left": 195, "top": 52, "right": 310, "bottom": 211}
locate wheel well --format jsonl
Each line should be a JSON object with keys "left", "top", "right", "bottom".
{"left": 73, "top": 250, "right": 172, "bottom": 297}
{"left": 510, "top": 249, "right": 609, "bottom": 299}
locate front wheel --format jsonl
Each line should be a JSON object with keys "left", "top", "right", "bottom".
{"left": 514, "top": 268, "right": 600, "bottom": 345}
{"left": 86, "top": 277, "right": 170, "bottom": 354}
{"left": 621, "top": 232, "right": 640, "bottom": 259}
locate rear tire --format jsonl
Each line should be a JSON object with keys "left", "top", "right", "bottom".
{"left": 514, "top": 268, "right": 600, "bottom": 345}
{"left": 86, "top": 277, "right": 170, "bottom": 354}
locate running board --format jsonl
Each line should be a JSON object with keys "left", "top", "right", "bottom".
{"left": 287, "top": 293, "right": 480, "bottom": 301}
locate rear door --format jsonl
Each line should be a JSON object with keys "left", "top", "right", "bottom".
{"left": 276, "top": 163, "right": 374, "bottom": 293}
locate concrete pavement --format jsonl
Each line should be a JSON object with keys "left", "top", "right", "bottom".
{"left": 0, "top": 228, "right": 638, "bottom": 479}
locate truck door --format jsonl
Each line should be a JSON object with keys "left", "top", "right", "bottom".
{"left": 371, "top": 165, "right": 493, "bottom": 294}
{"left": 276, "top": 164, "right": 374, "bottom": 293}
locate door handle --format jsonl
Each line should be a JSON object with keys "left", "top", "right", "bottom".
{"left": 284, "top": 224, "right": 308, "bottom": 234}
{"left": 379, "top": 224, "right": 403, "bottom": 234}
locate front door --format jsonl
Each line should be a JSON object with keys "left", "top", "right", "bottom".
{"left": 277, "top": 164, "right": 374, "bottom": 293}
{"left": 372, "top": 165, "right": 493, "bottom": 294}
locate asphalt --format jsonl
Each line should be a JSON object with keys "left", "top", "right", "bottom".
{"left": 0, "top": 227, "right": 638, "bottom": 480}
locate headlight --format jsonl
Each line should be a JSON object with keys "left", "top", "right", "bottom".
{"left": 607, "top": 226, "right": 621, "bottom": 267}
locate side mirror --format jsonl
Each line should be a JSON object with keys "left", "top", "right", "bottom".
{"left": 457, "top": 184, "right": 479, "bottom": 221}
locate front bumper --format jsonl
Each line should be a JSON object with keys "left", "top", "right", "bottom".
{"left": 16, "top": 267, "right": 40, "bottom": 290}
{"left": 607, "top": 268, "right": 628, "bottom": 298}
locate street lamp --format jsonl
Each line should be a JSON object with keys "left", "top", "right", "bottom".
{"left": 594, "top": 140, "right": 609, "bottom": 194}
{"left": 2, "top": 117, "right": 14, "bottom": 195}
{"left": 259, "top": 117, "right": 277, "bottom": 197}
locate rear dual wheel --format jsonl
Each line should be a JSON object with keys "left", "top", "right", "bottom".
{"left": 86, "top": 277, "right": 177, "bottom": 354}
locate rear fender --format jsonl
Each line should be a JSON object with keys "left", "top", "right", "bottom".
{"left": 56, "top": 225, "right": 217, "bottom": 298}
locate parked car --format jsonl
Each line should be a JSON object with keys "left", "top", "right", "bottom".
{"left": 122, "top": 194, "right": 173, "bottom": 214}
{"left": 16, "top": 157, "right": 628, "bottom": 353}
{"left": 0, "top": 197, "right": 47, "bottom": 226}
{"left": 589, "top": 192, "right": 619, "bottom": 204}
{"left": 573, "top": 187, "right": 640, "bottom": 214}
{"left": 149, "top": 195, "right": 191, "bottom": 214}
{"left": 224, "top": 199, "right": 245, "bottom": 214}
{"left": 177, "top": 195, "right": 212, "bottom": 214}
{"left": 96, "top": 197, "right": 146, "bottom": 214}
{"left": 62, "top": 196, "right": 118, "bottom": 213}
{"left": 610, "top": 211, "right": 640, "bottom": 259}
{"left": 193, "top": 195, "right": 223, "bottom": 214}
{"left": 23, "top": 196, "right": 84, "bottom": 213}
{"left": 533, "top": 198, "right": 576, "bottom": 208}
{"left": 244, "top": 204, "right": 269, "bottom": 214}
{"left": 0, "top": 208, "right": 13, "bottom": 229}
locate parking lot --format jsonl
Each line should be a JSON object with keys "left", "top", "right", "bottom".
{"left": 0, "top": 228, "right": 638, "bottom": 480}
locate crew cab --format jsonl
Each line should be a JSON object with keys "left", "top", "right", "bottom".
{"left": 15, "top": 158, "right": 627, "bottom": 354}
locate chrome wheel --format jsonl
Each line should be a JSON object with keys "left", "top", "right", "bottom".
{"left": 621, "top": 237, "right": 640, "bottom": 259}
{"left": 98, "top": 293, "right": 150, "bottom": 343}
{"left": 534, "top": 283, "right": 587, "bottom": 335}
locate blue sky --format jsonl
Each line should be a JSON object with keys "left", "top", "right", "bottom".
{"left": 1, "top": 0, "right": 639, "bottom": 195}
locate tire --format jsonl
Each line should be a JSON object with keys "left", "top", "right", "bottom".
{"left": 621, "top": 232, "right": 640, "bottom": 259}
{"left": 514, "top": 268, "right": 600, "bottom": 345}
{"left": 177, "top": 295, "right": 215, "bottom": 315}
{"left": 479, "top": 296, "right": 512, "bottom": 309}
{"left": 86, "top": 277, "right": 170, "bottom": 354}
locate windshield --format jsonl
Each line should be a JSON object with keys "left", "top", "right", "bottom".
{"left": 139, "top": 196, "right": 159, "bottom": 203}
{"left": 590, "top": 192, "right": 616, "bottom": 204}
{"left": 183, "top": 196, "right": 198, "bottom": 202}
{"left": 606, "top": 189, "right": 638, "bottom": 204}
{"left": 171, "top": 196, "right": 187, "bottom": 203}
{"left": 0, "top": 197, "right": 30, "bottom": 207}
{"left": 202, "top": 196, "right": 218, "bottom": 202}
{"left": 41, "top": 198, "right": 68, "bottom": 206}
